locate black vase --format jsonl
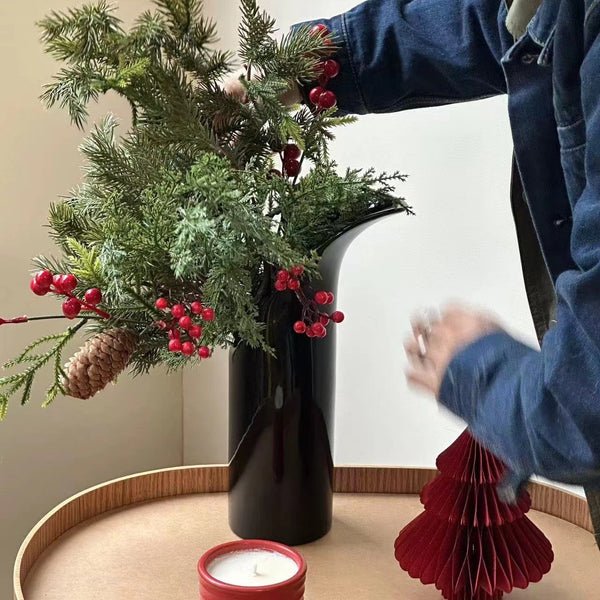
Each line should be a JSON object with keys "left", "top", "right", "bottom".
{"left": 228, "top": 208, "right": 401, "bottom": 545}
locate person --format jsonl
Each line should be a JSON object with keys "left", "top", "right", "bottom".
{"left": 226, "top": 0, "right": 600, "bottom": 546}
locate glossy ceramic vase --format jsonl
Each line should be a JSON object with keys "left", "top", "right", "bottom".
{"left": 228, "top": 207, "right": 400, "bottom": 545}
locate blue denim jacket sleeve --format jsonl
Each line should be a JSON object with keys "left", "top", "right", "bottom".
{"left": 440, "top": 20, "right": 600, "bottom": 487}
{"left": 295, "top": 0, "right": 508, "bottom": 115}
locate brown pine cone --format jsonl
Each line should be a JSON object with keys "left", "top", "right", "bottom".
{"left": 63, "top": 328, "right": 138, "bottom": 400}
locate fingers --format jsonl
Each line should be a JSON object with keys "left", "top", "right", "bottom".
{"left": 223, "top": 78, "right": 247, "bottom": 103}
{"left": 280, "top": 82, "right": 303, "bottom": 106}
{"left": 405, "top": 365, "right": 440, "bottom": 395}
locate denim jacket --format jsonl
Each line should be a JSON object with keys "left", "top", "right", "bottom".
{"left": 298, "top": 0, "right": 600, "bottom": 497}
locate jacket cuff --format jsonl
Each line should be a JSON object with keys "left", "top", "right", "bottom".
{"left": 439, "top": 331, "right": 517, "bottom": 422}
{"left": 439, "top": 330, "right": 537, "bottom": 475}
{"left": 292, "top": 14, "right": 368, "bottom": 115}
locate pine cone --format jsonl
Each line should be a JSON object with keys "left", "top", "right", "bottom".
{"left": 63, "top": 328, "right": 138, "bottom": 400}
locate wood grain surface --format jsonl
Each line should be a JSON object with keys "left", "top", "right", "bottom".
{"left": 13, "top": 465, "right": 594, "bottom": 600}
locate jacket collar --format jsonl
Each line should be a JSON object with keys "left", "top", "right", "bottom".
{"left": 526, "top": 0, "right": 560, "bottom": 49}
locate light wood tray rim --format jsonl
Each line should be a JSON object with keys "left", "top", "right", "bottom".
{"left": 13, "top": 465, "right": 593, "bottom": 600}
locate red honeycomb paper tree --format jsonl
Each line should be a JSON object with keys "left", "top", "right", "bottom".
{"left": 395, "top": 430, "right": 553, "bottom": 600}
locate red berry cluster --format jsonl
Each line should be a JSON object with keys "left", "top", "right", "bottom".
{"left": 273, "top": 143, "right": 302, "bottom": 180}
{"left": 30, "top": 270, "right": 109, "bottom": 320}
{"left": 274, "top": 264, "right": 305, "bottom": 291}
{"left": 274, "top": 265, "right": 345, "bottom": 339}
{"left": 155, "top": 298, "right": 213, "bottom": 359}
{"left": 309, "top": 24, "right": 339, "bottom": 111}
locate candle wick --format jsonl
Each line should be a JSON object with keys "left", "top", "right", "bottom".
{"left": 253, "top": 563, "right": 259, "bottom": 576}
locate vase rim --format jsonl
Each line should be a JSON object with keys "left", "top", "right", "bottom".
{"left": 317, "top": 205, "right": 404, "bottom": 254}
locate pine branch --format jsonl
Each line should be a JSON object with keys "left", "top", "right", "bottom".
{"left": 41, "top": 65, "right": 104, "bottom": 128}
{"left": 0, "top": 320, "right": 86, "bottom": 418}
{"left": 238, "top": 0, "right": 277, "bottom": 66}
{"left": 155, "top": 0, "right": 204, "bottom": 35}
{"left": 38, "top": 1, "right": 123, "bottom": 60}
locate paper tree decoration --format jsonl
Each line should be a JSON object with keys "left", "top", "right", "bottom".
{"left": 395, "top": 430, "right": 553, "bottom": 599}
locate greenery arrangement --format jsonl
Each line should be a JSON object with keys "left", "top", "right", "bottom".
{"left": 0, "top": 0, "right": 409, "bottom": 418}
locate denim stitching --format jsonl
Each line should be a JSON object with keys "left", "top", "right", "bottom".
{"left": 557, "top": 118, "right": 585, "bottom": 131}
{"left": 560, "top": 142, "right": 587, "bottom": 154}
{"left": 537, "top": 24, "right": 557, "bottom": 65}
{"left": 341, "top": 13, "right": 368, "bottom": 114}
{"left": 585, "top": 0, "right": 600, "bottom": 24}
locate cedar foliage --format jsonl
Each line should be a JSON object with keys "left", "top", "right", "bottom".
{"left": 0, "top": 0, "right": 409, "bottom": 416}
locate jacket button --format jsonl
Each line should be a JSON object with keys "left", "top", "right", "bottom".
{"left": 521, "top": 53, "right": 539, "bottom": 64}
{"left": 553, "top": 216, "right": 572, "bottom": 227}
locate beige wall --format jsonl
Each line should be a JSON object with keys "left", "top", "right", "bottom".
{"left": 0, "top": 1, "right": 182, "bottom": 596}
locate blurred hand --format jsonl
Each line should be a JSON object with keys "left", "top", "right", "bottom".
{"left": 222, "top": 69, "right": 302, "bottom": 106}
{"left": 404, "top": 305, "right": 502, "bottom": 398}
{"left": 222, "top": 69, "right": 249, "bottom": 104}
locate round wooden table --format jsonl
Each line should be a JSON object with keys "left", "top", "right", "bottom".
{"left": 14, "top": 466, "right": 600, "bottom": 599}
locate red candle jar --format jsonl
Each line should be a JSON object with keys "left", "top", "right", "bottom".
{"left": 198, "top": 540, "right": 307, "bottom": 600}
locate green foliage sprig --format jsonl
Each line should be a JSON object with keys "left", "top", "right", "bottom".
{"left": 0, "top": 0, "right": 410, "bottom": 417}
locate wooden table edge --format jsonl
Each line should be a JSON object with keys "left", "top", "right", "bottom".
{"left": 13, "top": 465, "right": 593, "bottom": 600}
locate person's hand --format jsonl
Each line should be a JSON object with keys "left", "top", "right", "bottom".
{"left": 222, "top": 69, "right": 302, "bottom": 106}
{"left": 404, "top": 305, "right": 502, "bottom": 398}
{"left": 222, "top": 69, "right": 249, "bottom": 104}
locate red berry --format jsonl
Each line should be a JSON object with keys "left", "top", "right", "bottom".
{"left": 331, "top": 311, "right": 345, "bottom": 323}
{"left": 283, "top": 158, "right": 301, "bottom": 178}
{"left": 275, "top": 280, "right": 287, "bottom": 292}
{"left": 61, "top": 274, "right": 78, "bottom": 293}
{"left": 62, "top": 298, "right": 82, "bottom": 319}
{"left": 326, "top": 292, "right": 335, "bottom": 304}
{"left": 310, "top": 24, "right": 329, "bottom": 37}
{"left": 189, "top": 324, "right": 203, "bottom": 338}
{"left": 181, "top": 341, "right": 195, "bottom": 356}
{"left": 30, "top": 279, "right": 48, "bottom": 296}
{"left": 290, "top": 265, "right": 305, "bottom": 277}
{"left": 190, "top": 301, "right": 203, "bottom": 314}
{"left": 34, "top": 270, "right": 53, "bottom": 289}
{"left": 155, "top": 297, "right": 169, "bottom": 310}
{"left": 198, "top": 346, "right": 211, "bottom": 359}
{"left": 202, "top": 307, "right": 215, "bottom": 322}
{"left": 306, "top": 326, "right": 316, "bottom": 338}
{"left": 277, "top": 270, "right": 290, "bottom": 282}
{"left": 318, "top": 91, "right": 337, "bottom": 110}
{"left": 53, "top": 274, "right": 65, "bottom": 292}
{"left": 169, "top": 339, "right": 183, "bottom": 353}
{"left": 287, "top": 278, "right": 300, "bottom": 291}
{"left": 168, "top": 329, "right": 181, "bottom": 340}
{"left": 178, "top": 315, "right": 192, "bottom": 330}
{"left": 314, "top": 291, "right": 328, "bottom": 305}
{"left": 313, "top": 322, "right": 327, "bottom": 338}
{"left": 323, "top": 59, "right": 340, "bottom": 78}
{"left": 171, "top": 304, "right": 186, "bottom": 319}
{"left": 84, "top": 288, "right": 102, "bottom": 305}
{"left": 293, "top": 321, "right": 307, "bottom": 334}
{"left": 268, "top": 169, "right": 283, "bottom": 179}
{"left": 283, "top": 144, "right": 301, "bottom": 160}
{"left": 320, "top": 315, "right": 330, "bottom": 326}
{"left": 309, "top": 86, "right": 326, "bottom": 105}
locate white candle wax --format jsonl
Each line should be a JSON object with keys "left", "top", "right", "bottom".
{"left": 207, "top": 549, "right": 299, "bottom": 587}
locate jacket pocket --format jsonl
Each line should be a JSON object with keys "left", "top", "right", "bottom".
{"left": 558, "top": 119, "right": 586, "bottom": 205}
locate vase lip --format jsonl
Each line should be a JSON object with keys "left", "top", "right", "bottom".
{"left": 198, "top": 539, "right": 307, "bottom": 592}
{"left": 317, "top": 205, "right": 404, "bottom": 254}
